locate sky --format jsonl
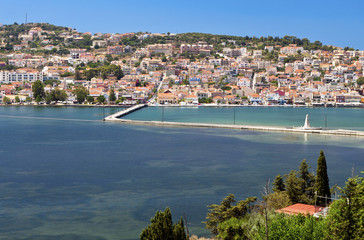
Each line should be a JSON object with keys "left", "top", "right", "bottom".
{"left": 1, "top": 0, "right": 363, "bottom": 49}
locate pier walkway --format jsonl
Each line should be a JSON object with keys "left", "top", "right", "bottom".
{"left": 104, "top": 104, "right": 147, "bottom": 121}
{"left": 104, "top": 105, "right": 364, "bottom": 137}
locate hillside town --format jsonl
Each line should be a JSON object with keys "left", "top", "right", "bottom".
{"left": 1, "top": 23, "right": 364, "bottom": 107}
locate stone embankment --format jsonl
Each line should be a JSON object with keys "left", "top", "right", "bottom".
{"left": 104, "top": 105, "right": 364, "bottom": 137}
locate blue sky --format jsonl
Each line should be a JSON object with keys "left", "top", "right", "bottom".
{"left": 1, "top": 0, "right": 363, "bottom": 49}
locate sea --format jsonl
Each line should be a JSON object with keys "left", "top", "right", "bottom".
{"left": 0, "top": 106, "right": 363, "bottom": 240}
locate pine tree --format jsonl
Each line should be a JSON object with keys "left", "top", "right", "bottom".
{"left": 205, "top": 194, "right": 256, "bottom": 236}
{"left": 328, "top": 176, "right": 364, "bottom": 239}
{"left": 315, "top": 150, "right": 330, "bottom": 206}
{"left": 140, "top": 207, "right": 187, "bottom": 240}
{"left": 272, "top": 174, "right": 285, "bottom": 192}
{"left": 285, "top": 170, "right": 301, "bottom": 203}
{"left": 298, "top": 159, "right": 315, "bottom": 204}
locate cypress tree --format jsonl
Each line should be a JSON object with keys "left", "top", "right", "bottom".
{"left": 109, "top": 88, "right": 116, "bottom": 102}
{"left": 315, "top": 150, "right": 330, "bottom": 206}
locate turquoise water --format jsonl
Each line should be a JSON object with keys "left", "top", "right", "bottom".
{"left": 125, "top": 106, "right": 364, "bottom": 131}
{"left": 0, "top": 106, "right": 364, "bottom": 240}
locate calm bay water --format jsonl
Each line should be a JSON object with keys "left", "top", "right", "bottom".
{"left": 0, "top": 106, "right": 364, "bottom": 240}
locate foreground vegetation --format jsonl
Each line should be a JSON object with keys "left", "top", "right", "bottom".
{"left": 141, "top": 151, "right": 364, "bottom": 239}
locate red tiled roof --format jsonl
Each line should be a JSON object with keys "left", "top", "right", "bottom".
{"left": 276, "top": 203, "right": 322, "bottom": 216}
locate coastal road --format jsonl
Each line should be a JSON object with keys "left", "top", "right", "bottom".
{"left": 148, "top": 73, "right": 165, "bottom": 105}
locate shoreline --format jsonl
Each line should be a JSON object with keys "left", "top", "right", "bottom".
{"left": 0, "top": 103, "right": 132, "bottom": 108}
{"left": 1, "top": 103, "right": 364, "bottom": 109}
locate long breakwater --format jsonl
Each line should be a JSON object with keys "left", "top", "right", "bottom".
{"left": 104, "top": 105, "right": 364, "bottom": 137}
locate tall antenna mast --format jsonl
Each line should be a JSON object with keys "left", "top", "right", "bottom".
{"left": 25, "top": 13, "right": 27, "bottom": 24}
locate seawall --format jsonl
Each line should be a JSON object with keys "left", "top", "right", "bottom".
{"left": 104, "top": 105, "right": 364, "bottom": 137}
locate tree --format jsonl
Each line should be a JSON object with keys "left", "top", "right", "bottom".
{"left": 140, "top": 207, "right": 187, "bottom": 240}
{"left": 114, "top": 68, "right": 124, "bottom": 80}
{"left": 84, "top": 69, "right": 98, "bottom": 80}
{"left": 298, "top": 159, "right": 315, "bottom": 204}
{"left": 217, "top": 217, "right": 247, "bottom": 240}
{"left": 36, "top": 95, "right": 42, "bottom": 103}
{"left": 272, "top": 174, "right": 285, "bottom": 192}
{"left": 48, "top": 88, "right": 67, "bottom": 102}
{"left": 97, "top": 95, "right": 106, "bottom": 104}
{"left": 315, "top": 150, "right": 330, "bottom": 206}
{"left": 86, "top": 95, "right": 94, "bottom": 103}
{"left": 75, "top": 69, "right": 82, "bottom": 80}
{"left": 15, "top": 95, "right": 20, "bottom": 103}
{"left": 205, "top": 194, "right": 256, "bottom": 236}
{"left": 45, "top": 92, "right": 53, "bottom": 103}
{"left": 357, "top": 77, "right": 364, "bottom": 86}
{"left": 101, "top": 70, "right": 108, "bottom": 80}
{"left": 25, "top": 96, "right": 31, "bottom": 103}
{"left": 109, "top": 88, "right": 116, "bottom": 102}
{"left": 74, "top": 87, "right": 88, "bottom": 104}
{"left": 3, "top": 96, "right": 11, "bottom": 104}
{"left": 32, "top": 80, "right": 45, "bottom": 100}
{"left": 285, "top": 170, "right": 301, "bottom": 203}
{"left": 327, "top": 176, "right": 364, "bottom": 240}
{"left": 221, "top": 86, "right": 232, "bottom": 91}
{"left": 265, "top": 191, "right": 292, "bottom": 210}
{"left": 60, "top": 72, "right": 73, "bottom": 77}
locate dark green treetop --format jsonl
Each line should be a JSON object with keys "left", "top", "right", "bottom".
{"left": 315, "top": 150, "right": 330, "bottom": 206}
{"left": 32, "top": 80, "right": 45, "bottom": 99}
{"left": 140, "top": 207, "right": 187, "bottom": 240}
{"left": 272, "top": 174, "right": 285, "bottom": 192}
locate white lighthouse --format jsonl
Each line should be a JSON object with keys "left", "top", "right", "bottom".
{"left": 303, "top": 114, "right": 310, "bottom": 129}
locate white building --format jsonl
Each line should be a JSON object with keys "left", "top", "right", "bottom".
{"left": 0, "top": 68, "right": 43, "bottom": 83}
{"left": 92, "top": 40, "right": 107, "bottom": 48}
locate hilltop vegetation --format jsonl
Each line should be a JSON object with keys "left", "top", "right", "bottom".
{"left": 0, "top": 22, "right": 355, "bottom": 53}
{"left": 118, "top": 32, "right": 341, "bottom": 51}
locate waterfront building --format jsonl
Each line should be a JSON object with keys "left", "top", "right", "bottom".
{"left": 0, "top": 68, "right": 43, "bottom": 83}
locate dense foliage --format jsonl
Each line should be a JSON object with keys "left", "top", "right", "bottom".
{"left": 256, "top": 213, "right": 328, "bottom": 240}
{"left": 327, "top": 176, "right": 364, "bottom": 239}
{"left": 45, "top": 88, "right": 67, "bottom": 102}
{"left": 140, "top": 207, "right": 187, "bottom": 240}
{"left": 204, "top": 194, "right": 257, "bottom": 236}
{"left": 357, "top": 77, "right": 364, "bottom": 86}
{"left": 118, "top": 32, "right": 336, "bottom": 51}
{"left": 74, "top": 86, "right": 88, "bottom": 103}
{"left": 81, "top": 64, "right": 124, "bottom": 81}
{"left": 270, "top": 151, "right": 330, "bottom": 206}
{"left": 32, "top": 80, "right": 45, "bottom": 100}
{"left": 139, "top": 150, "right": 363, "bottom": 240}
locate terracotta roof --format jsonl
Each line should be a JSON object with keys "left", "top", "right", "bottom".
{"left": 276, "top": 203, "right": 322, "bottom": 216}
